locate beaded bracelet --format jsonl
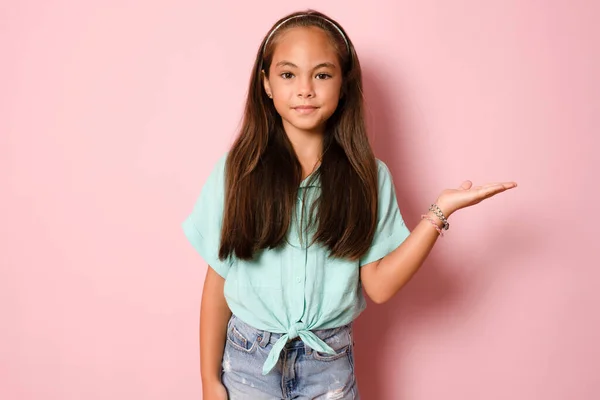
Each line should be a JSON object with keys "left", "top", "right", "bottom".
{"left": 420, "top": 214, "right": 444, "bottom": 237}
{"left": 429, "top": 203, "right": 449, "bottom": 230}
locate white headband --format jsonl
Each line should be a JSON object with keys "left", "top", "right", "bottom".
{"left": 262, "top": 14, "right": 350, "bottom": 54}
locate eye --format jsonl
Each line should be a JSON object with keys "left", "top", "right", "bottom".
{"left": 280, "top": 72, "right": 294, "bottom": 79}
{"left": 316, "top": 73, "right": 332, "bottom": 80}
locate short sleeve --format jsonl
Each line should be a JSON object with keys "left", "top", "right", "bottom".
{"left": 181, "top": 153, "right": 232, "bottom": 278}
{"left": 359, "top": 159, "right": 411, "bottom": 267}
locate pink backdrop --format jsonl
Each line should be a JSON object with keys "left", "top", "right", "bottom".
{"left": 2, "top": 1, "right": 598, "bottom": 399}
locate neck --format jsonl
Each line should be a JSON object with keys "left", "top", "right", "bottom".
{"left": 282, "top": 124, "right": 324, "bottom": 179}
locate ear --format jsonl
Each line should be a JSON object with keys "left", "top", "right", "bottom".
{"left": 262, "top": 70, "right": 273, "bottom": 98}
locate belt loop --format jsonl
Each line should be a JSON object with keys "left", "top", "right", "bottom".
{"left": 259, "top": 330, "right": 271, "bottom": 348}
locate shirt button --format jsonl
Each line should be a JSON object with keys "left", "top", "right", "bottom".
{"left": 296, "top": 277, "right": 302, "bottom": 283}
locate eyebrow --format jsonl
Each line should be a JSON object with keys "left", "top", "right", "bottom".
{"left": 274, "top": 61, "right": 337, "bottom": 70}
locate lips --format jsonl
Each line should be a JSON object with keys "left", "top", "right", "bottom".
{"left": 293, "top": 105, "right": 318, "bottom": 114}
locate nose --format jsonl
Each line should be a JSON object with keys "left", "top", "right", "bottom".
{"left": 297, "top": 76, "right": 315, "bottom": 98}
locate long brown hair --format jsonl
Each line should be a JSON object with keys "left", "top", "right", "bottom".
{"left": 219, "top": 9, "right": 379, "bottom": 261}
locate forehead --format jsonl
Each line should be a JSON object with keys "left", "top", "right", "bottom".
{"left": 271, "top": 26, "right": 338, "bottom": 65}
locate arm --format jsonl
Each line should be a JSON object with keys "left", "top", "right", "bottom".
{"left": 360, "top": 206, "right": 450, "bottom": 304}
{"left": 200, "top": 267, "right": 231, "bottom": 388}
{"left": 361, "top": 180, "right": 517, "bottom": 304}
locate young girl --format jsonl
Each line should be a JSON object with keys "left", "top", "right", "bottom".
{"left": 182, "top": 9, "right": 516, "bottom": 400}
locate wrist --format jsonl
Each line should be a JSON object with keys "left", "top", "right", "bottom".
{"left": 434, "top": 197, "right": 455, "bottom": 218}
{"left": 425, "top": 210, "right": 444, "bottom": 228}
{"left": 202, "top": 376, "right": 223, "bottom": 387}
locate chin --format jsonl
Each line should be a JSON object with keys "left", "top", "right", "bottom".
{"left": 289, "top": 121, "right": 325, "bottom": 133}
{"left": 283, "top": 114, "right": 329, "bottom": 132}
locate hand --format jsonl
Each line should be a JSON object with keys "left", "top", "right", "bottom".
{"left": 202, "top": 382, "right": 228, "bottom": 400}
{"left": 436, "top": 180, "right": 518, "bottom": 216}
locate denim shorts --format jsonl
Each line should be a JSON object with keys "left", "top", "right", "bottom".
{"left": 221, "top": 314, "right": 360, "bottom": 399}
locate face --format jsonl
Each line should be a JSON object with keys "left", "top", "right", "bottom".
{"left": 263, "top": 26, "right": 343, "bottom": 137}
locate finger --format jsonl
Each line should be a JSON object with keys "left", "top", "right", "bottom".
{"left": 482, "top": 181, "right": 518, "bottom": 189}
{"left": 482, "top": 183, "right": 515, "bottom": 197}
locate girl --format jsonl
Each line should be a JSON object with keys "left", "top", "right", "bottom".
{"left": 182, "top": 9, "right": 517, "bottom": 400}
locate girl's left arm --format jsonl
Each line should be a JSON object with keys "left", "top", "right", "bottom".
{"left": 360, "top": 180, "right": 517, "bottom": 304}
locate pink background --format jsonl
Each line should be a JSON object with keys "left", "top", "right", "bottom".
{"left": 2, "top": 1, "right": 598, "bottom": 399}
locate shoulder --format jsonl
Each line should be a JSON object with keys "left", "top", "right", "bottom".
{"left": 194, "top": 151, "right": 229, "bottom": 207}
{"left": 374, "top": 158, "right": 394, "bottom": 187}
{"left": 203, "top": 151, "right": 229, "bottom": 187}
{"left": 212, "top": 151, "right": 229, "bottom": 176}
{"left": 375, "top": 158, "right": 391, "bottom": 173}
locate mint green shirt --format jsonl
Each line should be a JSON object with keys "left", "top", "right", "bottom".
{"left": 182, "top": 153, "right": 410, "bottom": 375}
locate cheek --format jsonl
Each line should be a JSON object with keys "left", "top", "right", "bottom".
{"left": 272, "top": 98, "right": 289, "bottom": 116}
{"left": 272, "top": 81, "right": 291, "bottom": 94}
{"left": 322, "top": 89, "right": 342, "bottom": 110}
{"left": 320, "top": 82, "right": 342, "bottom": 101}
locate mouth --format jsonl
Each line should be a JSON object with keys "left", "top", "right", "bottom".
{"left": 293, "top": 106, "right": 319, "bottom": 114}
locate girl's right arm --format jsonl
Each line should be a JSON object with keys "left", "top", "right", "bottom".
{"left": 200, "top": 266, "right": 231, "bottom": 397}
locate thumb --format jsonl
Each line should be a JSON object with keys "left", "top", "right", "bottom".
{"left": 459, "top": 180, "right": 473, "bottom": 190}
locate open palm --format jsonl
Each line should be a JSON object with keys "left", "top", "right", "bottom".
{"left": 438, "top": 180, "right": 518, "bottom": 216}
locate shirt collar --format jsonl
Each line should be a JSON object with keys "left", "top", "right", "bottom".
{"left": 299, "top": 167, "right": 322, "bottom": 188}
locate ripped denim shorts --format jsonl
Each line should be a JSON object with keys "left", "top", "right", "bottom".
{"left": 221, "top": 314, "right": 360, "bottom": 399}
